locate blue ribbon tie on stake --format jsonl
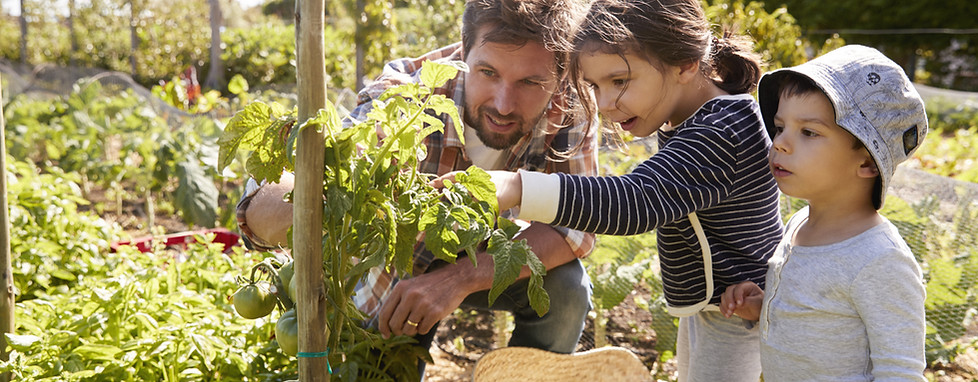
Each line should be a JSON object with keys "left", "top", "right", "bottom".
{"left": 296, "top": 348, "right": 332, "bottom": 374}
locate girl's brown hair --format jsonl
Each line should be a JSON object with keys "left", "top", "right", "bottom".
{"left": 570, "top": 0, "right": 763, "bottom": 131}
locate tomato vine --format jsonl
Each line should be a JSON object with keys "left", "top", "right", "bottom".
{"left": 218, "top": 60, "right": 549, "bottom": 380}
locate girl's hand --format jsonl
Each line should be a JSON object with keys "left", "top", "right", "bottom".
{"left": 430, "top": 170, "right": 523, "bottom": 211}
{"left": 720, "top": 281, "right": 764, "bottom": 321}
{"left": 487, "top": 170, "right": 522, "bottom": 211}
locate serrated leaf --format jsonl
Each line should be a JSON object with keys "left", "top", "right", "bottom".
{"left": 593, "top": 261, "right": 648, "bottom": 310}
{"left": 420, "top": 60, "right": 461, "bottom": 88}
{"left": 496, "top": 217, "right": 522, "bottom": 239}
{"left": 485, "top": 223, "right": 550, "bottom": 315}
{"left": 425, "top": 94, "right": 464, "bottom": 141}
{"left": 325, "top": 186, "right": 353, "bottom": 224}
{"left": 457, "top": 167, "right": 497, "bottom": 212}
{"left": 485, "top": 230, "right": 525, "bottom": 305}
{"left": 218, "top": 101, "right": 273, "bottom": 171}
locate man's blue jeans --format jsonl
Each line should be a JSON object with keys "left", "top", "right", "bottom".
{"left": 456, "top": 258, "right": 592, "bottom": 353}
{"left": 408, "top": 258, "right": 592, "bottom": 380}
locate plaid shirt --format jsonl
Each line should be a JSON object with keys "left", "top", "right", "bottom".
{"left": 238, "top": 43, "right": 598, "bottom": 319}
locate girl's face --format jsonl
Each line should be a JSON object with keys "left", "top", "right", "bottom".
{"left": 579, "top": 51, "right": 681, "bottom": 138}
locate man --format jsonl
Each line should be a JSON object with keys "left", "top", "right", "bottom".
{"left": 237, "top": 0, "right": 598, "bottom": 362}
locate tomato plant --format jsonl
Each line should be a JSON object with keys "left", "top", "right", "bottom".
{"left": 218, "top": 60, "right": 548, "bottom": 379}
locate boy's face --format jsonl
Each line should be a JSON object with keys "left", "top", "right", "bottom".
{"left": 769, "top": 91, "right": 875, "bottom": 204}
{"left": 578, "top": 51, "right": 680, "bottom": 138}
{"left": 462, "top": 25, "right": 559, "bottom": 150}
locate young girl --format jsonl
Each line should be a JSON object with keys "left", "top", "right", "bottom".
{"left": 470, "top": 0, "right": 785, "bottom": 379}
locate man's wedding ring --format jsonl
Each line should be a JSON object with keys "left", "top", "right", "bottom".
{"left": 407, "top": 320, "right": 419, "bottom": 327}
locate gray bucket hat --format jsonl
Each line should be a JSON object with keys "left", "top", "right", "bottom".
{"left": 757, "top": 44, "right": 929, "bottom": 210}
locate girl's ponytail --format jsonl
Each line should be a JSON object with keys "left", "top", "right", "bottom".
{"left": 709, "top": 33, "right": 763, "bottom": 95}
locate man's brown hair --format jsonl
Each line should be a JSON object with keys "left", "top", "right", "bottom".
{"left": 461, "top": 0, "right": 588, "bottom": 78}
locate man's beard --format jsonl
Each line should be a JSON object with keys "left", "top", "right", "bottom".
{"left": 463, "top": 104, "right": 546, "bottom": 150}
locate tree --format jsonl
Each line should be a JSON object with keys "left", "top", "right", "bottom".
{"left": 69, "top": 0, "right": 78, "bottom": 66}
{"left": 205, "top": 0, "right": 226, "bottom": 90}
{"left": 18, "top": 0, "right": 26, "bottom": 64}
{"left": 130, "top": 0, "right": 138, "bottom": 74}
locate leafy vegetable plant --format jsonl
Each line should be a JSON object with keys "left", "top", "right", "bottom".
{"left": 218, "top": 60, "right": 548, "bottom": 380}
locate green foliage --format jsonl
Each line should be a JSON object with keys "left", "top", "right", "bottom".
{"left": 221, "top": 22, "right": 299, "bottom": 88}
{"left": 704, "top": 0, "right": 845, "bottom": 71}
{"left": 587, "top": 234, "right": 655, "bottom": 312}
{"left": 1, "top": 238, "right": 296, "bottom": 380}
{"left": 218, "top": 61, "right": 547, "bottom": 379}
{"left": 3, "top": 78, "right": 223, "bottom": 228}
{"left": 152, "top": 74, "right": 226, "bottom": 114}
{"left": 895, "top": 195, "right": 978, "bottom": 365}
{"left": 4, "top": 158, "right": 122, "bottom": 301}
{"left": 0, "top": 155, "right": 294, "bottom": 379}
{"left": 0, "top": 15, "right": 21, "bottom": 61}
{"left": 760, "top": 0, "right": 978, "bottom": 90}
{"left": 914, "top": 100, "right": 978, "bottom": 183}
{"left": 915, "top": 126, "right": 978, "bottom": 183}
{"left": 392, "top": 0, "right": 464, "bottom": 58}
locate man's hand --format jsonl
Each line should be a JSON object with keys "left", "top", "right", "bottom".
{"left": 720, "top": 281, "right": 764, "bottom": 321}
{"left": 431, "top": 170, "right": 523, "bottom": 211}
{"left": 377, "top": 258, "right": 488, "bottom": 338}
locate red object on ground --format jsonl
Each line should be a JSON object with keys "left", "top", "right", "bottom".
{"left": 110, "top": 228, "right": 241, "bottom": 254}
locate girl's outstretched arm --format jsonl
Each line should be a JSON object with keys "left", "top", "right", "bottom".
{"left": 431, "top": 170, "right": 524, "bottom": 212}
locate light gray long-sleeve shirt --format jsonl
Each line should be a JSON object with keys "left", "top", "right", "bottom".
{"left": 759, "top": 207, "right": 926, "bottom": 381}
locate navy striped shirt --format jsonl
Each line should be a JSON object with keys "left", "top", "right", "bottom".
{"left": 552, "top": 95, "right": 784, "bottom": 307}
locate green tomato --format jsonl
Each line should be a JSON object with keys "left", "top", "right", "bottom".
{"left": 276, "top": 309, "right": 299, "bottom": 356}
{"left": 279, "top": 260, "right": 295, "bottom": 293}
{"left": 289, "top": 274, "right": 297, "bottom": 302}
{"left": 232, "top": 281, "right": 277, "bottom": 319}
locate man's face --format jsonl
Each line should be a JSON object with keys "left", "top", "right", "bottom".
{"left": 462, "top": 26, "right": 559, "bottom": 150}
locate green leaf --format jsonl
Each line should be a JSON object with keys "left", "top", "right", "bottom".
{"left": 5, "top": 334, "right": 42, "bottom": 351}
{"left": 221, "top": 104, "right": 297, "bottom": 183}
{"left": 419, "top": 60, "right": 461, "bottom": 88}
{"left": 593, "top": 261, "right": 648, "bottom": 311}
{"left": 456, "top": 167, "right": 497, "bottom": 213}
{"left": 227, "top": 74, "right": 249, "bottom": 95}
{"left": 74, "top": 343, "right": 122, "bottom": 361}
{"left": 174, "top": 160, "right": 219, "bottom": 228}
{"left": 50, "top": 268, "right": 76, "bottom": 281}
{"left": 485, "top": 218, "right": 550, "bottom": 316}
{"left": 425, "top": 94, "right": 464, "bottom": 142}
{"left": 189, "top": 333, "right": 216, "bottom": 370}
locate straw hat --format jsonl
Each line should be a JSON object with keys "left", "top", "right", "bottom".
{"left": 472, "top": 346, "right": 654, "bottom": 381}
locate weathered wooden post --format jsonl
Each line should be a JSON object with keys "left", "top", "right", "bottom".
{"left": 293, "top": 0, "right": 330, "bottom": 380}
{"left": 0, "top": 75, "right": 15, "bottom": 382}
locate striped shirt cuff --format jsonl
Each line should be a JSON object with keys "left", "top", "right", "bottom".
{"left": 516, "top": 170, "right": 561, "bottom": 223}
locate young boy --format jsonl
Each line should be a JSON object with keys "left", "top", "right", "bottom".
{"left": 720, "top": 45, "right": 929, "bottom": 380}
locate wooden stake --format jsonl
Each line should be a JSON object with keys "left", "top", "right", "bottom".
{"left": 0, "top": 75, "right": 15, "bottom": 382}
{"left": 294, "top": 0, "right": 330, "bottom": 380}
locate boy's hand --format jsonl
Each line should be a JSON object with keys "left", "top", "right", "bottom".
{"left": 720, "top": 281, "right": 764, "bottom": 321}
{"left": 431, "top": 170, "right": 523, "bottom": 211}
